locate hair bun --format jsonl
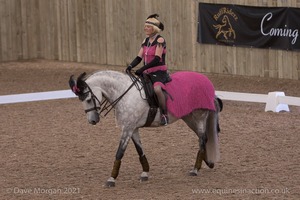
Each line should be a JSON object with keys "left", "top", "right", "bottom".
{"left": 159, "top": 22, "right": 164, "bottom": 31}
{"left": 147, "top": 14, "right": 159, "bottom": 19}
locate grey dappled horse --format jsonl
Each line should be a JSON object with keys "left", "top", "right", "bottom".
{"left": 69, "top": 70, "right": 223, "bottom": 187}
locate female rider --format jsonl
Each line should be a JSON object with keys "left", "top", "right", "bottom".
{"left": 126, "top": 14, "right": 170, "bottom": 125}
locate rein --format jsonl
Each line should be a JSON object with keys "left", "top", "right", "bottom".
{"left": 127, "top": 70, "right": 148, "bottom": 100}
{"left": 127, "top": 71, "right": 143, "bottom": 92}
{"left": 100, "top": 79, "right": 137, "bottom": 117}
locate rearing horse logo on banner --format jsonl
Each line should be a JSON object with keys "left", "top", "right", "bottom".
{"left": 213, "top": 15, "right": 236, "bottom": 40}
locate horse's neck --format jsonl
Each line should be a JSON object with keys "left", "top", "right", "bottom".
{"left": 87, "top": 71, "right": 130, "bottom": 101}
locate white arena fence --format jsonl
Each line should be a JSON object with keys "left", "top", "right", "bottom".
{"left": 0, "top": 90, "right": 299, "bottom": 112}
{"left": 216, "top": 91, "right": 300, "bottom": 112}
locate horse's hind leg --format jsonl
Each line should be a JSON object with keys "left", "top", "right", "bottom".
{"left": 190, "top": 149, "right": 205, "bottom": 176}
{"left": 131, "top": 129, "right": 150, "bottom": 181}
{"left": 182, "top": 110, "right": 208, "bottom": 176}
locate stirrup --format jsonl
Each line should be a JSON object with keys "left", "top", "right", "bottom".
{"left": 160, "top": 114, "right": 168, "bottom": 126}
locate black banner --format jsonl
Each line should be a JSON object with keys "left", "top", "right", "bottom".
{"left": 198, "top": 3, "right": 300, "bottom": 51}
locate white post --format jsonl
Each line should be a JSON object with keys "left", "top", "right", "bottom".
{"left": 265, "top": 92, "right": 290, "bottom": 112}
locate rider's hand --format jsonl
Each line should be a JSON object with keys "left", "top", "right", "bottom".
{"left": 126, "top": 65, "right": 132, "bottom": 73}
{"left": 135, "top": 69, "right": 143, "bottom": 76}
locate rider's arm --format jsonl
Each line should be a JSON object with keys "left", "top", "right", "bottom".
{"left": 127, "top": 47, "right": 143, "bottom": 70}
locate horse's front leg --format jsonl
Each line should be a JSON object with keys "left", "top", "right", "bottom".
{"left": 106, "top": 129, "right": 132, "bottom": 187}
{"left": 131, "top": 129, "right": 150, "bottom": 182}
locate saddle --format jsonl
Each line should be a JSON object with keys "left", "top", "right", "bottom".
{"left": 139, "top": 72, "right": 172, "bottom": 126}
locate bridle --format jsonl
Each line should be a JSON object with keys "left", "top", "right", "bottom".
{"left": 80, "top": 76, "right": 138, "bottom": 117}
{"left": 80, "top": 85, "right": 102, "bottom": 114}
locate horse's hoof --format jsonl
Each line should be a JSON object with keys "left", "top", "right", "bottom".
{"left": 105, "top": 181, "right": 115, "bottom": 187}
{"left": 189, "top": 169, "right": 198, "bottom": 176}
{"left": 189, "top": 172, "right": 198, "bottom": 176}
{"left": 204, "top": 160, "right": 215, "bottom": 169}
{"left": 140, "top": 176, "right": 148, "bottom": 182}
{"left": 207, "top": 163, "right": 214, "bottom": 169}
{"left": 105, "top": 177, "right": 116, "bottom": 187}
{"left": 140, "top": 172, "right": 149, "bottom": 182}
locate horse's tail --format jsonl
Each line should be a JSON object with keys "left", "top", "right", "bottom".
{"left": 205, "top": 97, "right": 223, "bottom": 163}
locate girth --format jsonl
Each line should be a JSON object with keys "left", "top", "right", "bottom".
{"left": 143, "top": 107, "right": 158, "bottom": 127}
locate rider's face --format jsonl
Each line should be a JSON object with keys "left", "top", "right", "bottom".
{"left": 144, "top": 25, "right": 155, "bottom": 36}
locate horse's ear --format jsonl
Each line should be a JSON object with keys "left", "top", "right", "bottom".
{"left": 76, "top": 72, "right": 87, "bottom": 91}
{"left": 77, "top": 72, "right": 86, "bottom": 81}
{"left": 69, "top": 75, "right": 80, "bottom": 95}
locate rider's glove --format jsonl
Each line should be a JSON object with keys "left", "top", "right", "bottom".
{"left": 126, "top": 65, "right": 132, "bottom": 73}
{"left": 135, "top": 68, "right": 143, "bottom": 76}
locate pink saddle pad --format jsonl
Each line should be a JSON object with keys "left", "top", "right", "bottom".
{"left": 159, "top": 71, "right": 216, "bottom": 118}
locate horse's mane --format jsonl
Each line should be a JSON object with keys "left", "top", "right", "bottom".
{"left": 78, "top": 70, "right": 125, "bottom": 81}
{"left": 80, "top": 70, "right": 131, "bottom": 91}
{"left": 87, "top": 70, "right": 129, "bottom": 82}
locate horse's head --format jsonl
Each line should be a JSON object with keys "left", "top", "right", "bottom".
{"left": 69, "top": 72, "right": 102, "bottom": 125}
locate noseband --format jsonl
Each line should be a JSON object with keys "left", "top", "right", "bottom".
{"left": 81, "top": 85, "right": 103, "bottom": 114}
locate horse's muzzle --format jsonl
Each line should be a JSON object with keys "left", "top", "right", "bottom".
{"left": 87, "top": 112, "right": 100, "bottom": 125}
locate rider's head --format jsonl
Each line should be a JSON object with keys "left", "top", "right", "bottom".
{"left": 144, "top": 14, "right": 164, "bottom": 35}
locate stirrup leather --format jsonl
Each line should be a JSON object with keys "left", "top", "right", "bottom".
{"left": 160, "top": 114, "right": 168, "bottom": 126}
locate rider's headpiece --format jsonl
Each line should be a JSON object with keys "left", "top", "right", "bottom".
{"left": 145, "top": 14, "right": 164, "bottom": 33}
